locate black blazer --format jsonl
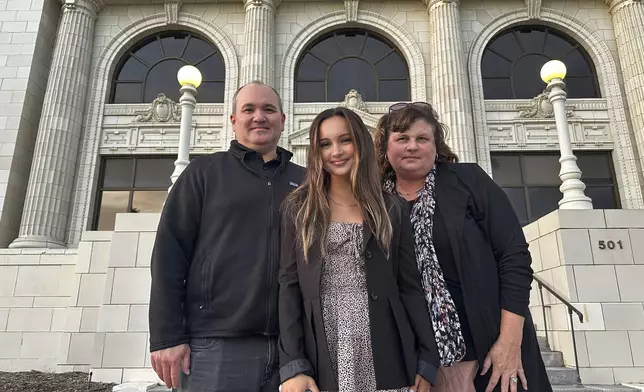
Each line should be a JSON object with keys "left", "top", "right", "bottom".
{"left": 278, "top": 193, "right": 440, "bottom": 391}
{"left": 435, "top": 163, "right": 552, "bottom": 392}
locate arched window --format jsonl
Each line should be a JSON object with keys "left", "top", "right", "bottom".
{"left": 482, "top": 25, "right": 600, "bottom": 99}
{"left": 295, "top": 29, "right": 410, "bottom": 103}
{"left": 110, "top": 31, "right": 225, "bottom": 104}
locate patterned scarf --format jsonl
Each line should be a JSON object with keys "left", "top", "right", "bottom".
{"left": 384, "top": 164, "right": 466, "bottom": 366}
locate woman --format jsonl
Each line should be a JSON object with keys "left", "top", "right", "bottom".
{"left": 278, "top": 107, "right": 439, "bottom": 392}
{"left": 375, "top": 102, "right": 552, "bottom": 392}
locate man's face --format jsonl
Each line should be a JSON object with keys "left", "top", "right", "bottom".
{"left": 230, "top": 84, "right": 285, "bottom": 154}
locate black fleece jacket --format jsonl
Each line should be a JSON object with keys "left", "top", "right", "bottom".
{"left": 149, "top": 141, "right": 306, "bottom": 352}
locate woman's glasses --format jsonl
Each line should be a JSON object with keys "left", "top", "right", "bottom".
{"left": 388, "top": 101, "right": 434, "bottom": 113}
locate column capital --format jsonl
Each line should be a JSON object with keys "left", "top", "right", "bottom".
{"left": 60, "top": 0, "right": 104, "bottom": 16}
{"left": 603, "top": 0, "right": 642, "bottom": 13}
{"left": 422, "top": 0, "right": 459, "bottom": 11}
{"left": 244, "top": 0, "right": 280, "bottom": 11}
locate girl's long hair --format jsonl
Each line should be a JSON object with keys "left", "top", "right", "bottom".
{"left": 284, "top": 107, "right": 392, "bottom": 261}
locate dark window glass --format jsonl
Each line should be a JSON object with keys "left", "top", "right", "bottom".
{"left": 528, "top": 186, "right": 563, "bottom": 220}
{"left": 482, "top": 26, "right": 599, "bottom": 99}
{"left": 111, "top": 31, "right": 225, "bottom": 103}
{"left": 491, "top": 152, "right": 618, "bottom": 225}
{"left": 94, "top": 157, "right": 177, "bottom": 230}
{"left": 295, "top": 29, "right": 410, "bottom": 102}
{"left": 327, "top": 58, "right": 377, "bottom": 101}
{"left": 502, "top": 187, "right": 529, "bottom": 225}
{"left": 491, "top": 155, "right": 522, "bottom": 185}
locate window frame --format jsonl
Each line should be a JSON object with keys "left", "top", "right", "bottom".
{"left": 294, "top": 29, "right": 411, "bottom": 102}
{"left": 482, "top": 25, "right": 600, "bottom": 99}
{"left": 92, "top": 156, "right": 177, "bottom": 230}
{"left": 110, "top": 31, "right": 226, "bottom": 104}
{"left": 491, "top": 151, "right": 620, "bottom": 225}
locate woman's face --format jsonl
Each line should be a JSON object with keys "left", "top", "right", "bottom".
{"left": 386, "top": 119, "right": 436, "bottom": 179}
{"left": 319, "top": 115, "right": 356, "bottom": 180}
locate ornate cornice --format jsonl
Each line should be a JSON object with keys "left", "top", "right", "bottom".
{"left": 422, "top": 0, "right": 459, "bottom": 11}
{"left": 61, "top": 0, "right": 104, "bottom": 16}
{"left": 603, "top": 0, "right": 642, "bottom": 14}
{"left": 345, "top": 0, "right": 359, "bottom": 22}
{"left": 243, "top": 0, "right": 279, "bottom": 11}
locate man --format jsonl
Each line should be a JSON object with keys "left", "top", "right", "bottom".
{"left": 149, "top": 81, "right": 306, "bottom": 391}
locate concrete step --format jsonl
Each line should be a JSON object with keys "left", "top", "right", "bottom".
{"left": 547, "top": 366, "right": 581, "bottom": 385}
{"left": 542, "top": 350, "right": 565, "bottom": 367}
{"left": 553, "top": 386, "right": 639, "bottom": 392}
{"left": 538, "top": 335, "right": 552, "bottom": 351}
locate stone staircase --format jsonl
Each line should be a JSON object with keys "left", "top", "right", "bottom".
{"left": 538, "top": 336, "right": 638, "bottom": 392}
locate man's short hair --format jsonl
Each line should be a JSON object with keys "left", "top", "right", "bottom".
{"left": 231, "top": 81, "right": 284, "bottom": 114}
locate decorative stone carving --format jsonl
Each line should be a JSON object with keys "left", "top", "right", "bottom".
{"left": 133, "top": 94, "right": 182, "bottom": 123}
{"left": 525, "top": 0, "right": 542, "bottom": 19}
{"left": 344, "top": 0, "right": 359, "bottom": 22}
{"left": 341, "top": 90, "right": 368, "bottom": 112}
{"left": 517, "top": 92, "right": 574, "bottom": 118}
{"left": 164, "top": 0, "right": 181, "bottom": 25}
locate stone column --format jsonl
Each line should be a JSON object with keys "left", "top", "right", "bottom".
{"left": 240, "top": 0, "right": 278, "bottom": 86}
{"left": 605, "top": 0, "right": 644, "bottom": 173}
{"left": 425, "top": 0, "right": 477, "bottom": 162}
{"left": 10, "top": 0, "right": 104, "bottom": 249}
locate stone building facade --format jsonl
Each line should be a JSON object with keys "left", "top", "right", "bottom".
{"left": 0, "top": 0, "right": 644, "bottom": 387}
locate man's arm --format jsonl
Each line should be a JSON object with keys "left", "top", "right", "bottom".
{"left": 149, "top": 158, "right": 206, "bottom": 351}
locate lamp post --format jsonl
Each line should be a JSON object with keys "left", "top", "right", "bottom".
{"left": 540, "top": 60, "right": 593, "bottom": 209}
{"left": 169, "top": 65, "right": 202, "bottom": 193}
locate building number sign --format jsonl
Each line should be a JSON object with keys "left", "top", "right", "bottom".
{"left": 597, "top": 240, "right": 624, "bottom": 250}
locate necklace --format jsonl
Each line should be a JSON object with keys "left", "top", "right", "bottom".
{"left": 396, "top": 185, "right": 423, "bottom": 196}
{"left": 329, "top": 196, "right": 358, "bottom": 207}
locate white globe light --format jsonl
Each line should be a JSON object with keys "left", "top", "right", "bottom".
{"left": 540, "top": 60, "right": 567, "bottom": 83}
{"left": 177, "top": 65, "right": 203, "bottom": 88}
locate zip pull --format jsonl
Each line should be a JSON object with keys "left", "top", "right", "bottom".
{"left": 268, "top": 181, "right": 271, "bottom": 186}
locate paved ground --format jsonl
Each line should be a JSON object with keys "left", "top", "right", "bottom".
{"left": 0, "top": 371, "right": 115, "bottom": 392}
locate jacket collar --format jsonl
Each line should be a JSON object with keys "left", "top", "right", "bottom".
{"left": 228, "top": 140, "right": 294, "bottom": 164}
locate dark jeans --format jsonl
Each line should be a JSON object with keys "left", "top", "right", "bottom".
{"left": 179, "top": 335, "right": 280, "bottom": 392}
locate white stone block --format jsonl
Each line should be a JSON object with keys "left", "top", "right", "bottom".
{"left": 34, "top": 297, "right": 70, "bottom": 307}
{"left": 0, "top": 332, "right": 22, "bottom": 358}
{"left": 75, "top": 242, "right": 92, "bottom": 273}
{"left": 136, "top": 232, "right": 155, "bottom": 267}
{"left": 109, "top": 232, "right": 139, "bottom": 267}
{"left": 102, "top": 333, "right": 147, "bottom": 368}
{"left": 0, "top": 296, "right": 33, "bottom": 307}
{"left": 616, "top": 265, "right": 644, "bottom": 301}
{"left": 68, "top": 333, "right": 95, "bottom": 365}
{"left": 631, "top": 331, "right": 644, "bottom": 367}
{"left": 90, "top": 241, "right": 111, "bottom": 273}
{"left": 551, "top": 266, "right": 577, "bottom": 302}
{"left": 579, "top": 367, "right": 615, "bottom": 385}
{"left": 90, "top": 368, "right": 123, "bottom": 384}
{"left": 97, "top": 304, "right": 129, "bottom": 332}
{"left": 0, "top": 265, "right": 17, "bottom": 295}
{"left": 605, "top": 210, "right": 644, "bottom": 228}
{"left": 113, "top": 381, "right": 159, "bottom": 392}
{"left": 528, "top": 240, "right": 542, "bottom": 272}
{"left": 51, "top": 308, "right": 67, "bottom": 332}
{"left": 121, "top": 369, "right": 161, "bottom": 383}
{"left": 80, "top": 307, "right": 99, "bottom": 332}
{"left": 78, "top": 274, "right": 107, "bottom": 306}
{"left": 114, "top": 213, "right": 160, "bottom": 232}
{"left": 556, "top": 331, "right": 589, "bottom": 367}
{"left": 557, "top": 229, "right": 593, "bottom": 265}
{"left": 589, "top": 229, "right": 634, "bottom": 264}
{"left": 631, "top": 230, "right": 644, "bottom": 264}
{"left": 6, "top": 308, "right": 53, "bottom": 332}
{"left": 539, "top": 231, "right": 560, "bottom": 270}
{"left": 65, "top": 307, "right": 82, "bottom": 332}
{"left": 574, "top": 265, "right": 620, "bottom": 302}
{"left": 14, "top": 265, "right": 66, "bottom": 296}
{"left": 586, "top": 331, "right": 633, "bottom": 367}
{"left": 111, "top": 268, "right": 151, "bottom": 305}
{"left": 614, "top": 368, "right": 644, "bottom": 384}
{"left": 0, "top": 308, "right": 8, "bottom": 331}
{"left": 128, "top": 305, "right": 149, "bottom": 332}
{"left": 20, "top": 332, "right": 61, "bottom": 358}
{"left": 602, "top": 303, "right": 644, "bottom": 331}
{"left": 538, "top": 210, "right": 606, "bottom": 236}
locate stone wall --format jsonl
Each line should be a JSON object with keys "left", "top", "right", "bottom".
{"left": 0, "top": 0, "right": 60, "bottom": 246}
{"left": 527, "top": 210, "right": 644, "bottom": 385}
